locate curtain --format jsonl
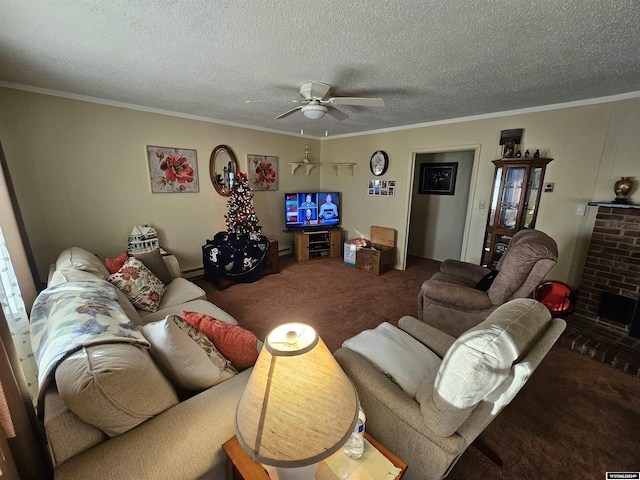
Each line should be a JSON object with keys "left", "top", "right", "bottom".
{"left": 0, "top": 308, "right": 50, "bottom": 479}
{"left": 0, "top": 227, "right": 38, "bottom": 404}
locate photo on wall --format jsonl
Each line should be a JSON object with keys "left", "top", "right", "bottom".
{"left": 368, "top": 179, "right": 396, "bottom": 197}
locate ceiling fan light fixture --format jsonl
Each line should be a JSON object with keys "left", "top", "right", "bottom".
{"left": 301, "top": 104, "right": 328, "bottom": 120}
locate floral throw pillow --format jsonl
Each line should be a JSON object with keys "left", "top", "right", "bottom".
{"left": 108, "top": 257, "right": 166, "bottom": 312}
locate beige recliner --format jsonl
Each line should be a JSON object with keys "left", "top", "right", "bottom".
{"left": 417, "top": 229, "right": 558, "bottom": 337}
{"left": 334, "top": 299, "right": 566, "bottom": 480}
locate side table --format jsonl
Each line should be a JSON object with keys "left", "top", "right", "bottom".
{"left": 222, "top": 432, "right": 407, "bottom": 480}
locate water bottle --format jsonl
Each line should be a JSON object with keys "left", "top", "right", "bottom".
{"left": 344, "top": 405, "right": 366, "bottom": 459}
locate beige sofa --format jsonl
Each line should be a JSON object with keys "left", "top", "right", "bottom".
{"left": 36, "top": 247, "right": 252, "bottom": 480}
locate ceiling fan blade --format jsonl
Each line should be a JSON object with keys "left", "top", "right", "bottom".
{"left": 327, "top": 97, "right": 385, "bottom": 107}
{"left": 275, "top": 106, "right": 303, "bottom": 119}
{"left": 326, "top": 105, "right": 348, "bottom": 120}
{"left": 245, "top": 99, "right": 300, "bottom": 104}
{"left": 300, "top": 82, "right": 331, "bottom": 100}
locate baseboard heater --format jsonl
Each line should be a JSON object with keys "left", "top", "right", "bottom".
{"left": 182, "top": 267, "right": 205, "bottom": 279}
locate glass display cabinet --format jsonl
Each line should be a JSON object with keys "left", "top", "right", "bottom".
{"left": 481, "top": 157, "right": 552, "bottom": 268}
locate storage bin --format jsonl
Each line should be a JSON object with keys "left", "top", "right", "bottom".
{"left": 355, "top": 226, "right": 395, "bottom": 275}
{"left": 344, "top": 238, "right": 367, "bottom": 266}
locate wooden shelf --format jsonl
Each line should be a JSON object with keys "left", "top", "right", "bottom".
{"left": 329, "top": 163, "right": 356, "bottom": 175}
{"left": 288, "top": 162, "right": 318, "bottom": 175}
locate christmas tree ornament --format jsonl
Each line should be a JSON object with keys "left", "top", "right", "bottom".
{"left": 224, "top": 172, "right": 263, "bottom": 235}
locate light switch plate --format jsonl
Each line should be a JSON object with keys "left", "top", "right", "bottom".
{"left": 544, "top": 182, "right": 554, "bottom": 192}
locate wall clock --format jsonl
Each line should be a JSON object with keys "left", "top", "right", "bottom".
{"left": 370, "top": 150, "right": 389, "bottom": 176}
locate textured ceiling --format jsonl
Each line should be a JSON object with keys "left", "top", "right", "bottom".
{"left": 1, "top": 0, "right": 640, "bottom": 138}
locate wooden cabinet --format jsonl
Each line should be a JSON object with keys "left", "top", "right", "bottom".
{"left": 482, "top": 157, "right": 552, "bottom": 268}
{"left": 294, "top": 229, "right": 341, "bottom": 263}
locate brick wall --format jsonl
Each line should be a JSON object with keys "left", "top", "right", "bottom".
{"left": 575, "top": 206, "right": 640, "bottom": 332}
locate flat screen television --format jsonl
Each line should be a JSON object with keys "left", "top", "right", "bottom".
{"left": 285, "top": 192, "right": 341, "bottom": 229}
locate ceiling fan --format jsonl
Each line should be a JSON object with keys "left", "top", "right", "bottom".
{"left": 273, "top": 82, "right": 385, "bottom": 121}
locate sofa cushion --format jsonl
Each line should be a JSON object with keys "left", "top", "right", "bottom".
{"left": 43, "top": 384, "right": 108, "bottom": 466}
{"left": 134, "top": 249, "right": 173, "bottom": 285}
{"left": 182, "top": 311, "right": 259, "bottom": 371}
{"left": 416, "top": 299, "right": 552, "bottom": 436}
{"left": 108, "top": 257, "right": 166, "bottom": 312}
{"left": 141, "top": 315, "right": 236, "bottom": 390}
{"left": 105, "top": 253, "right": 128, "bottom": 274}
{"left": 138, "top": 299, "right": 238, "bottom": 325}
{"left": 139, "top": 278, "right": 206, "bottom": 316}
{"left": 342, "top": 322, "right": 441, "bottom": 396}
{"left": 55, "top": 247, "right": 110, "bottom": 279}
{"left": 55, "top": 343, "right": 179, "bottom": 437}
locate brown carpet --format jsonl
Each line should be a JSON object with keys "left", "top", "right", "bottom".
{"left": 195, "top": 256, "right": 640, "bottom": 479}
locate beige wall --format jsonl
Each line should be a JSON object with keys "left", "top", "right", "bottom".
{"left": 0, "top": 88, "right": 321, "bottom": 281}
{"left": 1, "top": 86, "right": 639, "bottom": 287}
{"left": 320, "top": 98, "right": 640, "bottom": 284}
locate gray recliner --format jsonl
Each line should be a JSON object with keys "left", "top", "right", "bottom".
{"left": 335, "top": 299, "right": 566, "bottom": 480}
{"left": 417, "top": 229, "right": 558, "bottom": 337}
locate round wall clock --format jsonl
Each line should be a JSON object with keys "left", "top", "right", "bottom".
{"left": 370, "top": 150, "right": 389, "bottom": 176}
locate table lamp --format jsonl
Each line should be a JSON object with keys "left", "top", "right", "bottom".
{"left": 235, "top": 323, "right": 358, "bottom": 480}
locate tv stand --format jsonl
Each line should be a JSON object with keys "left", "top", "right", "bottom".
{"left": 293, "top": 229, "right": 341, "bottom": 263}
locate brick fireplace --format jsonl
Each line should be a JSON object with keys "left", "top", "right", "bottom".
{"left": 575, "top": 204, "right": 640, "bottom": 337}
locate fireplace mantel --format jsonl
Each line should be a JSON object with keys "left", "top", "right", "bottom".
{"left": 587, "top": 202, "right": 640, "bottom": 210}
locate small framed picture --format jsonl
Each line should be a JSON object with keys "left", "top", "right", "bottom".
{"left": 419, "top": 163, "right": 458, "bottom": 195}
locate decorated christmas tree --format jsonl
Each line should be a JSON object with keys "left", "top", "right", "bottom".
{"left": 225, "top": 172, "right": 263, "bottom": 236}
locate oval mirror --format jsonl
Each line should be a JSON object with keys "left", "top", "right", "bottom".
{"left": 209, "top": 145, "right": 239, "bottom": 196}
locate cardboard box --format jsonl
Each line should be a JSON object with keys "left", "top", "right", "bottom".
{"left": 344, "top": 238, "right": 367, "bottom": 266}
{"left": 355, "top": 226, "right": 395, "bottom": 275}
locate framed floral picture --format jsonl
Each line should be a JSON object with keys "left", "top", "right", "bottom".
{"left": 248, "top": 155, "right": 278, "bottom": 191}
{"left": 147, "top": 146, "right": 199, "bottom": 193}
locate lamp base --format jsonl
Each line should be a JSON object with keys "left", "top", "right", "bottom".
{"left": 275, "top": 464, "right": 317, "bottom": 480}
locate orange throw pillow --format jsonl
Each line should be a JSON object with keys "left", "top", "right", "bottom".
{"left": 182, "top": 311, "right": 259, "bottom": 371}
{"left": 105, "top": 253, "right": 128, "bottom": 274}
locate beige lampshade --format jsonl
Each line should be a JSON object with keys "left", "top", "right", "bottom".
{"left": 235, "top": 323, "right": 358, "bottom": 468}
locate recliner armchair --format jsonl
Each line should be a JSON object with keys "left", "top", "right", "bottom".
{"left": 335, "top": 299, "right": 566, "bottom": 480}
{"left": 417, "top": 229, "right": 558, "bottom": 337}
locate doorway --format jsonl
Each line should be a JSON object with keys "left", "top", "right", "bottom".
{"left": 406, "top": 149, "right": 476, "bottom": 265}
